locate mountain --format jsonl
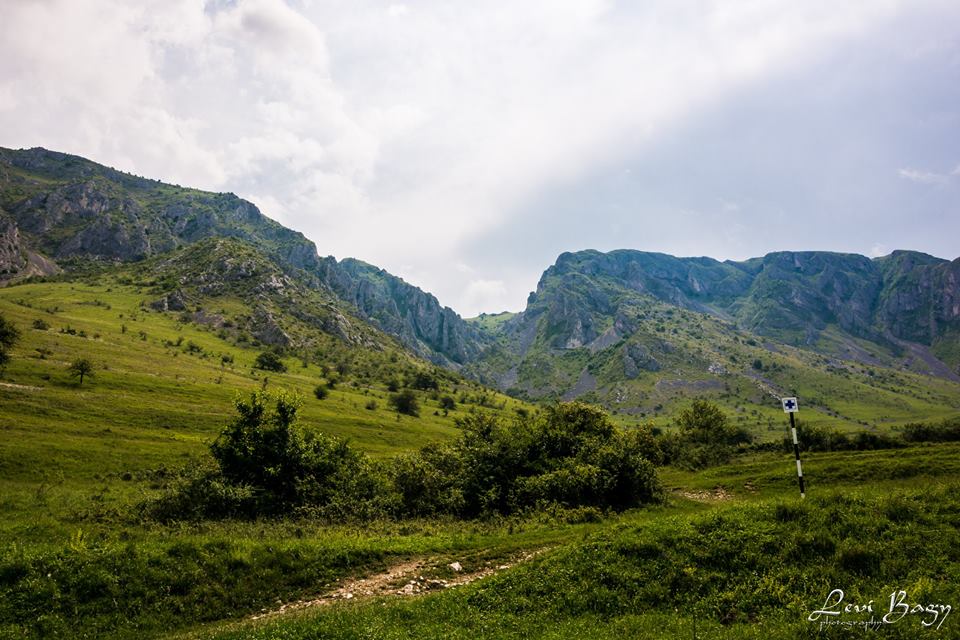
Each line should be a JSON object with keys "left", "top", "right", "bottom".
{"left": 463, "top": 248, "right": 960, "bottom": 429}
{"left": 2, "top": 145, "right": 957, "bottom": 433}
{"left": 0, "top": 146, "right": 481, "bottom": 366}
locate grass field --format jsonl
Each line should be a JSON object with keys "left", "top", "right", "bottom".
{"left": 1, "top": 281, "right": 959, "bottom": 639}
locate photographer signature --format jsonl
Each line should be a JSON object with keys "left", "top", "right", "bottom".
{"left": 808, "top": 589, "right": 951, "bottom": 631}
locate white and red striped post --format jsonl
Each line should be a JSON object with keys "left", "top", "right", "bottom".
{"left": 782, "top": 397, "right": 805, "bottom": 499}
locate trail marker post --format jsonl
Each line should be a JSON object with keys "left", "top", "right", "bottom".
{"left": 782, "top": 397, "right": 805, "bottom": 499}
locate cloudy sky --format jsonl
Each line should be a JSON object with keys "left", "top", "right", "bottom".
{"left": 2, "top": 1, "right": 958, "bottom": 316}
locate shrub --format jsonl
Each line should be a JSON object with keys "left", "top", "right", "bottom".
{"left": 313, "top": 385, "right": 328, "bottom": 400}
{"left": 660, "top": 400, "right": 753, "bottom": 469}
{"left": 254, "top": 350, "right": 286, "bottom": 372}
{"left": 902, "top": 418, "right": 960, "bottom": 443}
{"left": 0, "top": 314, "right": 19, "bottom": 372}
{"left": 32, "top": 318, "right": 50, "bottom": 330}
{"left": 782, "top": 424, "right": 853, "bottom": 453}
{"left": 676, "top": 400, "right": 751, "bottom": 446}
{"left": 391, "top": 402, "right": 664, "bottom": 518}
{"left": 409, "top": 370, "right": 439, "bottom": 391}
{"left": 389, "top": 389, "right": 420, "bottom": 416}
{"left": 149, "top": 391, "right": 387, "bottom": 520}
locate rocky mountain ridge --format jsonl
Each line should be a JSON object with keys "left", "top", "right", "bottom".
{"left": 2, "top": 146, "right": 958, "bottom": 402}
{"left": 0, "top": 146, "right": 480, "bottom": 367}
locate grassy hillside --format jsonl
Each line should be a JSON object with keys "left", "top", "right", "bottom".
{"left": 0, "top": 276, "right": 540, "bottom": 639}
{"left": 191, "top": 445, "right": 960, "bottom": 640}
{"left": 0, "top": 277, "right": 525, "bottom": 525}
{"left": 2, "top": 276, "right": 958, "bottom": 639}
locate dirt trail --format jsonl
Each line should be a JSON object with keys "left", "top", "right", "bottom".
{"left": 250, "top": 549, "right": 545, "bottom": 621}
{"left": 673, "top": 486, "right": 734, "bottom": 502}
{"left": 0, "top": 382, "right": 42, "bottom": 391}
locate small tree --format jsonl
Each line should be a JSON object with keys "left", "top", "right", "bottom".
{"left": 68, "top": 358, "right": 95, "bottom": 385}
{"left": 0, "top": 314, "right": 19, "bottom": 373}
{"left": 439, "top": 395, "right": 456, "bottom": 413}
{"left": 313, "top": 385, "right": 329, "bottom": 400}
{"left": 389, "top": 389, "right": 420, "bottom": 417}
{"left": 410, "top": 370, "right": 439, "bottom": 391}
{"left": 254, "top": 350, "right": 287, "bottom": 373}
{"left": 676, "top": 399, "right": 754, "bottom": 445}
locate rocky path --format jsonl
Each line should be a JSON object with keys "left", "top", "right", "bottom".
{"left": 250, "top": 549, "right": 546, "bottom": 621}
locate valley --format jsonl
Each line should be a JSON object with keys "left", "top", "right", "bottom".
{"left": 0, "top": 147, "right": 958, "bottom": 639}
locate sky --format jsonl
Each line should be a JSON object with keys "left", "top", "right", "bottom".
{"left": 1, "top": 0, "right": 958, "bottom": 317}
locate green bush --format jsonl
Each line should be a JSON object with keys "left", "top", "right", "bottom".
{"left": 149, "top": 396, "right": 662, "bottom": 522}
{"left": 902, "top": 417, "right": 960, "bottom": 443}
{"left": 409, "top": 370, "right": 439, "bottom": 390}
{"left": 0, "top": 313, "right": 18, "bottom": 371}
{"left": 253, "top": 350, "right": 286, "bottom": 373}
{"left": 150, "top": 391, "right": 385, "bottom": 520}
{"left": 389, "top": 389, "right": 420, "bottom": 416}
{"left": 392, "top": 402, "right": 664, "bottom": 518}
{"left": 657, "top": 400, "right": 753, "bottom": 469}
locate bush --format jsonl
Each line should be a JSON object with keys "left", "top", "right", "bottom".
{"left": 676, "top": 400, "right": 751, "bottom": 446}
{"left": 659, "top": 400, "right": 753, "bottom": 469}
{"left": 902, "top": 418, "right": 960, "bottom": 443}
{"left": 149, "top": 395, "right": 662, "bottom": 522}
{"left": 782, "top": 424, "right": 853, "bottom": 453}
{"left": 391, "top": 402, "right": 664, "bottom": 518}
{"left": 409, "top": 370, "right": 439, "bottom": 390}
{"left": 313, "top": 385, "right": 328, "bottom": 400}
{"left": 149, "top": 391, "right": 386, "bottom": 520}
{"left": 254, "top": 350, "right": 286, "bottom": 373}
{"left": 32, "top": 318, "right": 50, "bottom": 330}
{"left": 389, "top": 389, "right": 420, "bottom": 416}
{"left": 0, "top": 314, "right": 19, "bottom": 372}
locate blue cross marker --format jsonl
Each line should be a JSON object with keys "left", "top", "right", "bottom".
{"left": 782, "top": 396, "right": 798, "bottom": 413}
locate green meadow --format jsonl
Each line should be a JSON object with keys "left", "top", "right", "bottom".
{"left": 1, "top": 281, "right": 959, "bottom": 639}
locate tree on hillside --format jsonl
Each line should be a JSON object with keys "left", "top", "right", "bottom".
{"left": 389, "top": 389, "right": 420, "bottom": 417}
{"left": 0, "top": 314, "right": 19, "bottom": 373}
{"left": 410, "top": 370, "right": 439, "bottom": 390}
{"left": 254, "top": 350, "right": 287, "bottom": 373}
{"left": 68, "top": 358, "right": 95, "bottom": 385}
{"left": 676, "top": 399, "right": 751, "bottom": 446}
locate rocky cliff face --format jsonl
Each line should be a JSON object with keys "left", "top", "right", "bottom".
{"left": 316, "top": 257, "right": 485, "bottom": 367}
{"left": 3, "top": 146, "right": 957, "bottom": 384}
{"left": 0, "top": 211, "right": 26, "bottom": 276}
{"left": 0, "top": 147, "right": 319, "bottom": 273}
{"left": 875, "top": 251, "right": 960, "bottom": 344}
{"left": 472, "top": 248, "right": 960, "bottom": 394}
{"left": 732, "top": 251, "right": 884, "bottom": 341}
{"left": 514, "top": 248, "right": 959, "bottom": 351}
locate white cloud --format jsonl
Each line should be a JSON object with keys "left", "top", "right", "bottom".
{"left": 898, "top": 167, "right": 949, "bottom": 184}
{"left": 868, "top": 243, "right": 889, "bottom": 258}
{"left": 1, "top": 0, "right": 949, "bottom": 316}
{"left": 461, "top": 279, "right": 510, "bottom": 316}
